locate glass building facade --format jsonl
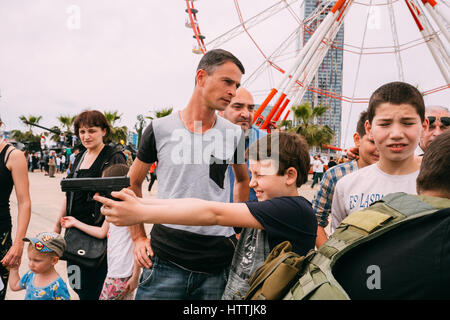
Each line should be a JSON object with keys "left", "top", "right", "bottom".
{"left": 301, "top": 0, "right": 344, "bottom": 148}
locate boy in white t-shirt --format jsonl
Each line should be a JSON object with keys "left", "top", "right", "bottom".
{"left": 331, "top": 82, "right": 428, "bottom": 233}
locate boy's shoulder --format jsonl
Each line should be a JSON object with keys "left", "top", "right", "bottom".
{"left": 248, "top": 196, "right": 312, "bottom": 212}
{"left": 19, "top": 270, "right": 34, "bottom": 286}
{"left": 265, "top": 195, "right": 311, "bottom": 204}
{"left": 323, "top": 160, "right": 358, "bottom": 179}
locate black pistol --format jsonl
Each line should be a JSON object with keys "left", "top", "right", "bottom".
{"left": 60, "top": 176, "right": 130, "bottom": 201}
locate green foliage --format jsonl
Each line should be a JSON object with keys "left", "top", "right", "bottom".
{"left": 103, "top": 111, "right": 127, "bottom": 144}
{"left": 57, "top": 114, "right": 76, "bottom": 133}
{"left": 146, "top": 107, "right": 173, "bottom": 120}
{"left": 134, "top": 114, "right": 147, "bottom": 148}
{"left": 279, "top": 119, "right": 293, "bottom": 130}
{"left": 10, "top": 129, "right": 41, "bottom": 151}
{"left": 19, "top": 115, "right": 42, "bottom": 133}
{"left": 290, "top": 102, "right": 334, "bottom": 147}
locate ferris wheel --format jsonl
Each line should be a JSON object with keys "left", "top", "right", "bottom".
{"left": 184, "top": 0, "right": 449, "bottom": 149}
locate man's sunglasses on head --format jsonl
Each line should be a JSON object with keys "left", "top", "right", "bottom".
{"left": 428, "top": 116, "right": 450, "bottom": 127}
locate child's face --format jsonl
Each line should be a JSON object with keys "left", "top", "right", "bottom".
{"left": 365, "top": 103, "right": 426, "bottom": 163}
{"left": 27, "top": 245, "right": 58, "bottom": 274}
{"left": 354, "top": 133, "right": 379, "bottom": 167}
{"left": 249, "top": 159, "right": 288, "bottom": 201}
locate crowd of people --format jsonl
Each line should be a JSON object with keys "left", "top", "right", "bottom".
{"left": 25, "top": 150, "right": 69, "bottom": 177}
{"left": 0, "top": 48, "right": 449, "bottom": 301}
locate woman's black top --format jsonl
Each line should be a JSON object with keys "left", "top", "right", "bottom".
{"left": 0, "top": 145, "right": 15, "bottom": 232}
{"left": 65, "top": 145, "right": 126, "bottom": 226}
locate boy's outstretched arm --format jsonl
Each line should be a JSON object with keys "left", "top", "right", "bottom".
{"left": 94, "top": 189, "right": 263, "bottom": 230}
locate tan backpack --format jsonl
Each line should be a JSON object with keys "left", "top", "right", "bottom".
{"left": 244, "top": 241, "right": 314, "bottom": 300}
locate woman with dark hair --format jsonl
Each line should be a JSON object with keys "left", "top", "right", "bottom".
{"left": 53, "top": 110, "right": 126, "bottom": 300}
{"left": 0, "top": 117, "right": 31, "bottom": 300}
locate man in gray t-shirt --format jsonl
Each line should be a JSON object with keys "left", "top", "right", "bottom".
{"left": 128, "top": 49, "right": 250, "bottom": 300}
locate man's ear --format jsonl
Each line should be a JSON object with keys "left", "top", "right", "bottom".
{"left": 285, "top": 167, "right": 298, "bottom": 186}
{"left": 353, "top": 132, "right": 361, "bottom": 148}
{"left": 196, "top": 69, "right": 208, "bottom": 87}
{"left": 422, "top": 117, "right": 429, "bottom": 134}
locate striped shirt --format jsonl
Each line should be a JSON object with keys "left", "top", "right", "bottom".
{"left": 312, "top": 160, "right": 358, "bottom": 227}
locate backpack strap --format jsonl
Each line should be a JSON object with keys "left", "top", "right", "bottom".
{"left": 66, "top": 152, "right": 87, "bottom": 217}
{"left": 379, "top": 192, "right": 437, "bottom": 217}
{"left": 99, "top": 145, "right": 126, "bottom": 173}
{"left": 285, "top": 192, "right": 447, "bottom": 300}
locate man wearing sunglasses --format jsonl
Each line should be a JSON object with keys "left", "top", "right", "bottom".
{"left": 418, "top": 105, "right": 449, "bottom": 153}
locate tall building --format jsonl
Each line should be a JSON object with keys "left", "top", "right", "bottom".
{"left": 302, "top": 0, "right": 344, "bottom": 148}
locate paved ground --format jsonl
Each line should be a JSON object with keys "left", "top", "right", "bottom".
{"left": 5, "top": 170, "right": 324, "bottom": 300}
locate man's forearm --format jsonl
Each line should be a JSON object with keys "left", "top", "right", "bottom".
{"left": 15, "top": 199, "right": 31, "bottom": 244}
{"left": 233, "top": 180, "right": 250, "bottom": 203}
{"left": 315, "top": 226, "right": 328, "bottom": 248}
{"left": 129, "top": 223, "right": 147, "bottom": 242}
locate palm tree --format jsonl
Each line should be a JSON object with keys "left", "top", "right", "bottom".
{"left": 103, "top": 110, "right": 122, "bottom": 127}
{"left": 279, "top": 119, "right": 293, "bottom": 131}
{"left": 290, "top": 102, "right": 334, "bottom": 149}
{"left": 134, "top": 114, "right": 147, "bottom": 148}
{"left": 57, "top": 114, "right": 76, "bottom": 133}
{"left": 10, "top": 130, "right": 41, "bottom": 151}
{"left": 19, "top": 115, "right": 42, "bottom": 133}
{"left": 146, "top": 107, "right": 173, "bottom": 120}
{"left": 54, "top": 114, "right": 76, "bottom": 146}
{"left": 103, "top": 110, "right": 127, "bottom": 144}
{"left": 133, "top": 107, "right": 173, "bottom": 148}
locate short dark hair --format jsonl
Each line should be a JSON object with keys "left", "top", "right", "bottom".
{"left": 246, "top": 132, "right": 310, "bottom": 187}
{"left": 367, "top": 82, "right": 425, "bottom": 123}
{"left": 73, "top": 110, "right": 111, "bottom": 140}
{"left": 102, "top": 163, "right": 129, "bottom": 177}
{"left": 197, "top": 49, "right": 245, "bottom": 75}
{"left": 416, "top": 130, "right": 450, "bottom": 196}
{"left": 356, "top": 110, "right": 369, "bottom": 137}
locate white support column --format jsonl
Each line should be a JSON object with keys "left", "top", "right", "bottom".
{"left": 259, "top": 0, "right": 347, "bottom": 129}
{"left": 290, "top": 1, "right": 352, "bottom": 106}
{"left": 405, "top": 0, "right": 450, "bottom": 83}
{"left": 422, "top": 0, "right": 450, "bottom": 44}
{"left": 388, "top": 0, "right": 406, "bottom": 81}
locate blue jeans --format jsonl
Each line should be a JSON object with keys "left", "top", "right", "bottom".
{"left": 135, "top": 255, "right": 229, "bottom": 300}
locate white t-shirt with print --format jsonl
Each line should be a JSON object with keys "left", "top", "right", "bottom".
{"left": 330, "top": 163, "right": 419, "bottom": 233}
{"left": 313, "top": 159, "right": 324, "bottom": 173}
{"left": 107, "top": 223, "right": 135, "bottom": 278}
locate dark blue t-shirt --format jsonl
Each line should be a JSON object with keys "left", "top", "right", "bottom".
{"left": 245, "top": 196, "right": 317, "bottom": 256}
